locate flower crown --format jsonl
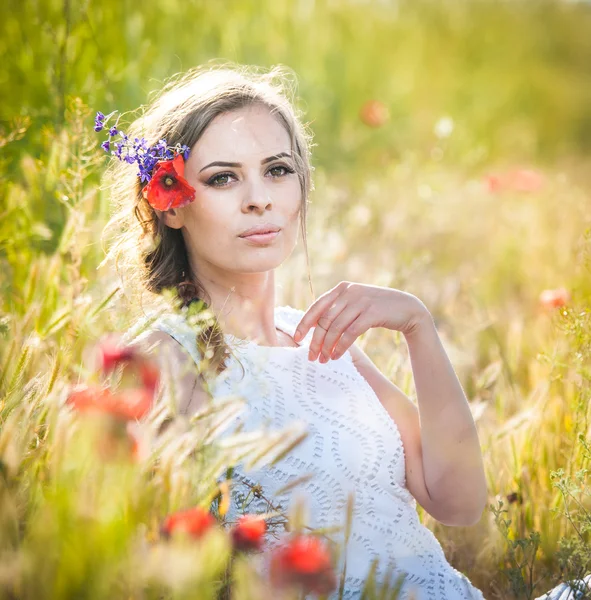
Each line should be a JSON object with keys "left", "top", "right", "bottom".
{"left": 94, "top": 111, "right": 196, "bottom": 211}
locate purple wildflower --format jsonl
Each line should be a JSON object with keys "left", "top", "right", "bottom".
{"left": 94, "top": 109, "right": 189, "bottom": 183}
{"left": 138, "top": 164, "right": 152, "bottom": 183}
{"left": 94, "top": 111, "right": 105, "bottom": 132}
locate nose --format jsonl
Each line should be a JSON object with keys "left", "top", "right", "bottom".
{"left": 242, "top": 174, "right": 272, "bottom": 213}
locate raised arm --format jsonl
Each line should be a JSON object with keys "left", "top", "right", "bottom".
{"left": 348, "top": 332, "right": 487, "bottom": 528}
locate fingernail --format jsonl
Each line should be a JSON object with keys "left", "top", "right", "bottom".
{"left": 308, "top": 350, "right": 314, "bottom": 361}
{"left": 294, "top": 330, "right": 302, "bottom": 342}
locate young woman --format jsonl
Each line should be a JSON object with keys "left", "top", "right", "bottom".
{"left": 111, "top": 64, "right": 590, "bottom": 599}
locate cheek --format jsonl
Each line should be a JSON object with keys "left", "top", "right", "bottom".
{"left": 183, "top": 198, "right": 233, "bottom": 248}
{"left": 281, "top": 178, "right": 303, "bottom": 216}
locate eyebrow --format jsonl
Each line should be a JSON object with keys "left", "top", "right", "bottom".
{"left": 198, "top": 152, "right": 292, "bottom": 173}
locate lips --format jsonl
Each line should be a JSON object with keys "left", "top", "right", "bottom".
{"left": 239, "top": 224, "right": 281, "bottom": 237}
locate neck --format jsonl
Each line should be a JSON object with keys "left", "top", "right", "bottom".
{"left": 187, "top": 261, "right": 281, "bottom": 347}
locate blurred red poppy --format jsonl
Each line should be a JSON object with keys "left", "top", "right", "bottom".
{"left": 231, "top": 514, "right": 267, "bottom": 552}
{"left": 359, "top": 100, "right": 389, "bottom": 128}
{"left": 161, "top": 506, "right": 217, "bottom": 540}
{"left": 485, "top": 169, "right": 544, "bottom": 194}
{"left": 96, "top": 336, "right": 160, "bottom": 395}
{"left": 539, "top": 287, "right": 570, "bottom": 310}
{"left": 269, "top": 535, "right": 337, "bottom": 596}
{"left": 98, "top": 339, "right": 137, "bottom": 373}
{"left": 66, "top": 384, "right": 153, "bottom": 421}
{"left": 137, "top": 360, "right": 159, "bottom": 393}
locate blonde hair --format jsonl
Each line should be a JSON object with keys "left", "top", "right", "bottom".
{"left": 101, "top": 62, "right": 315, "bottom": 376}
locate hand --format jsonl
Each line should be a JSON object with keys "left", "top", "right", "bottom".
{"left": 294, "top": 281, "right": 431, "bottom": 362}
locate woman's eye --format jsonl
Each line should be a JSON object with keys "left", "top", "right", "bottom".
{"left": 207, "top": 172, "right": 235, "bottom": 187}
{"left": 268, "top": 165, "right": 295, "bottom": 177}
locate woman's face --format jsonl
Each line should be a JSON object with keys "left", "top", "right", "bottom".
{"left": 168, "top": 103, "right": 303, "bottom": 276}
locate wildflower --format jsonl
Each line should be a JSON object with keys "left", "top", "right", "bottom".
{"left": 114, "top": 141, "right": 124, "bottom": 159}
{"left": 161, "top": 506, "right": 217, "bottom": 540}
{"left": 485, "top": 168, "right": 544, "bottom": 194}
{"left": 359, "top": 100, "right": 389, "bottom": 128}
{"left": 539, "top": 287, "right": 570, "bottom": 310}
{"left": 269, "top": 535, "right": 337, "bottom": 596}
{"left": 141, "top": 153, "right": 196, "bottom": 211}
{"left": 93, "top": 110, "right": 193, "bottom": 211}
{"left": 110, "top": 387, "right": 154, "bottom": 421}
{"left": 138, "top": 360, "right": 159, "bottom": 393}
{"left": 97, "top": 338, "right": 138, "bottom": 373}
{"left": 231, "top": 514, "right": 267, "bottom": 553}
{"left": 66, "top": 384, "right": 154, "bottom": 422}
{"left": 66, "top": 384, "right": 112, "bottom": 413}
{"left": 96, "top": 337, "right": 160, "bottom": 393}
{"left": 94, "top": 111, "right": 105, "bottom": 132}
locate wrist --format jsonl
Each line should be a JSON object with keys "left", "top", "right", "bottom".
{"left": 404, "top": 304, "right": 435, "bottom": 340}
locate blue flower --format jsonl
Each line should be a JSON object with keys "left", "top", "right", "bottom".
{"left": 94, "top": 111, "right": 105, "bottom": 132}
{"left": 143, "top": 154, "right": 156, "bottom": 168}
{"left": 138, "top": 164, "right": 152, "bottom": 183}
{"left": 94, "top": 110, "right": 190, "bottom": 186}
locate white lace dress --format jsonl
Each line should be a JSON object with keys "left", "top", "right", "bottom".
{"left": 124, "top": 304, "right": 590, "bottom": 600}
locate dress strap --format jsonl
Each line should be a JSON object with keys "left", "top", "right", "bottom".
{"left": 274, "top": 305, "right": 310, "bottom": 347}
{"left": 122, "top": 310, "right": 204, "bottom": 367}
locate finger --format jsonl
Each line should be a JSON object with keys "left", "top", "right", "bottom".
{"left": 307, "top": 303, "right": 346, "bottom": 362}
{"left": 330, "top": 314, "right": 368, "bottom": 361}
{"left": 295, "top": 283, "right": 348, "bottom": 342}
{"left": 319, "top": 307, "right": 363, "bottom": 362}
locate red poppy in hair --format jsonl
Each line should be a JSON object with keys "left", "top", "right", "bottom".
{"left": 142, "top": 154, "right": 196, "bottom": 211}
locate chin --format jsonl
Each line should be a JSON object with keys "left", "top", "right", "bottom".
{"left": 234, "top": 252, "right": 290, "bottom": 273}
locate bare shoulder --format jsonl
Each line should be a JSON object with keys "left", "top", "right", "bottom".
{"left": 347, "top": 342, "right": 439, "bottom": 519}
{"left": 129, "top": 328, "right": 211, "bottom": 417}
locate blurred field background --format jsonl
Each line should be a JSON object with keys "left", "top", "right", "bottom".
{"left": 1, "top": 0, "right": 591, "bottom": 598}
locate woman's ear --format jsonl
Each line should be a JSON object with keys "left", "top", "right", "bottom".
{"left": 157, "top": 207, "right": 184, "bottom": 230}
